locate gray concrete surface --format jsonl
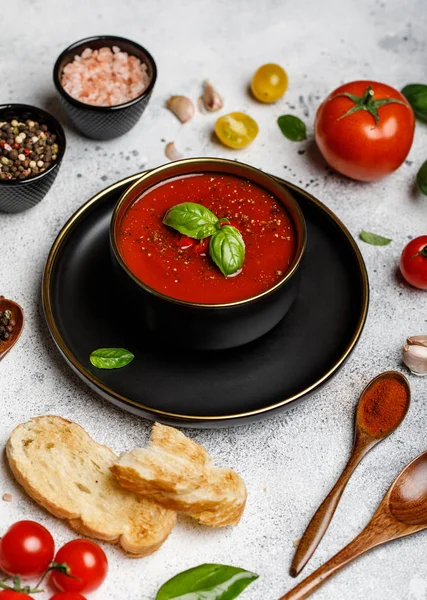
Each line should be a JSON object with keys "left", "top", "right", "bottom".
{"left": 0, "top": 0, "right": 426, "bottom": 598}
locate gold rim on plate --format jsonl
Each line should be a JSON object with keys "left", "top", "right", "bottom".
{"left": 42, "top": 172, "right": 369, "bottom": 423}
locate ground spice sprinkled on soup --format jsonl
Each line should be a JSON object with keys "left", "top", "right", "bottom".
{"left": 118, "top": 173, "right": 297, "bottom": 304}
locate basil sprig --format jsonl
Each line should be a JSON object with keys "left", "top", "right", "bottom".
{"left": 277, "top": 114, "right": 307, "bottom": 141}
{"left": 155, "top": 563, "right": 259, "bottom": 600}
{"left": 163, "top": 202, "right": 219, "bottom": 239}
{"left": 210, "top": 225, "right": 245, "bottom": 276}
{"left": 90, "top": 348, "right": 135, "bottom": 369}
{"left": 401, "top": 84, "right": 427, "bottom": 122}
{"left": 359, "top": 230, "right": 392, "bottom": 246}
{"left": 163, "top": 202, "right": 245, "bottom": 277}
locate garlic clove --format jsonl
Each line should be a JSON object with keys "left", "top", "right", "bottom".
{"left": 165, "top": 141, "right": 183, "bottom": 161}
{"left": 201, "top": 80, "right": 223, "bottom": 112}
{"left": 407, "top": 335, "right": 427, "bottom": 348}
{"left": 402, "top": 343, "right": 427, "bottom": 375}
{"left": 166, "top": 96, "right": 194, "bottom": 123}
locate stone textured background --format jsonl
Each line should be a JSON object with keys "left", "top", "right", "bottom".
{"left": 0, "top": 0, "right": 426, "bottom": 598}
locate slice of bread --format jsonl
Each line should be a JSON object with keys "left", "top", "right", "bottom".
{"left": 111, "top": 423, "right": 247, "bottom": 527}
{"left": 6, "top": 416, "right": 176, "bottom": 556}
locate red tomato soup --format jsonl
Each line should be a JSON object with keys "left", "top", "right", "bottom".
{"left": 118, "top": 173, "right": 297, "bottom": 304}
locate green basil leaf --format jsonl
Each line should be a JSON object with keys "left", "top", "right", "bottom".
{"left": 401, "top": 84, "right": 427, "bottom": 122}
{"left": 277, "top": 115, "right": 307, "bottom": 141}
{"left": 155, "top": 563, "right": 259, "bottom": 600}
{"left": 416, "top": 159, "right": 427, "bottom": 195}
{"left": 360, "top": 230, "right": 392, "bottom": 246}
{"left": 209, "top": 225, "right": 245, "bottom": 277}
{"left": 90, "top": 348, "right": 135, "bottom": 369}
{"left": 163, "top": 202, "right": 219, "bottom": 239}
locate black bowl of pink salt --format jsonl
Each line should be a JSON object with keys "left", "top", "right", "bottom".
{"left": 53, "top": 35, "right": 157, "bottom": 140}
{"left": 0, "top": 104, "right": 66, "bottom": 214}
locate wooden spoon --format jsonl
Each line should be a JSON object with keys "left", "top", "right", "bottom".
{"left": 0, "top": 296, "right": 24, "bottom": 361}
{"left": 280, "top": 449, "right": 427, "bottom": 599}
{"left": 291, "top": 371, "right": 410, "bottom": 576}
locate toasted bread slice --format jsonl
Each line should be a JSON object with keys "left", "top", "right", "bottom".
{"left": 111, "top": 423, "right": 247, "bottom": 527}
{"left": 6, "top": 416, "right": 176, "bottom": 556}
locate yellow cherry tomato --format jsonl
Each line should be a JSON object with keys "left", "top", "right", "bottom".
{"left": 215, "top": 112, "right": 259, "bottom": 149}
{"left": 251, "top": 63, "right": 288, "bottom": 103}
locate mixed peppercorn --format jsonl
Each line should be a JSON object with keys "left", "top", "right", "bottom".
{"left": 0, "top": 310, "right": 16, "bottom": 341}
{"left": 0, "top": 119, "right": 59, "bottom": 180}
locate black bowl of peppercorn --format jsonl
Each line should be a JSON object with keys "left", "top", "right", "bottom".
{"left": 0, "top": 104, "right": 66, "bottom": 213}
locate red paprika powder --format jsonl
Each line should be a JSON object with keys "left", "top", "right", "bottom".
{"left": 359, "top": 376, "right": 408, "bottom": 436}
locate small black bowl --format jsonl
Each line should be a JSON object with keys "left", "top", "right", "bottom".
{"left": 53, "top": 35, "right": 157, "bottom": 140}
{"left": 0, "top": 104, "right": 66, "bottom": 214}
{"left": 110, "top": 158, "right": 307, "bottom": 351}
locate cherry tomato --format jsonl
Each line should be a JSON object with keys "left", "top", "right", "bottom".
{"left": 400, "top": 235, "right": 427, "bottom": 290}
{"left": 51, "top": 540, "right": 107, "bottom": 593}
{"left": 177, "top": 234, "right": 195, "bottom": 249}
{"left": 215, "top": 112, "right": 258, "bottom": 149}
{"left": 315, "top": 80, "right": 415, "bottom": 181}
{"left": 193, "top": 238, "right": 209, "bottom": 255}
{"left": 0, "top": 592, "right": 33, "bottom": 599}
{"left": 251, "top": 63, "right": 288, "bottom": 103}
{"left": 0, "top": 521, "right": 54, "bottom": 578}
{"left": 50, "top": 594, "right": 87, "bottom": 600}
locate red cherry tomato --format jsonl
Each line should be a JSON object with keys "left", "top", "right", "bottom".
{"left": 177, "top": 234, "right": 195, "bottom": 249}
{"left": 51, "top": 540, "right": 108, "bottom": 593}
{"left": 400, "top": 235, "right": 427, "bottom": 290}
{"left": 193, "top": 237, "right": 210, "bottom": 255}
{"left": 0, "top": 521, "right": 54, "bottom": 578}
{"left": 0, "top": 592, "right": 33, "bottom": 599}
{"left": 315, "top": 80, "right": 415, "bottom": 181}
{"left": 50, "top": 594, "right": 87, "bottom": 600}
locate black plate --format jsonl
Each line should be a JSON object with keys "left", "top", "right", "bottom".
{"left": 42, "top": 174, "right": 369, "bottom": 428}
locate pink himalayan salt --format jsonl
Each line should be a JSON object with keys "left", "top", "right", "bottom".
{"left": 61, "top": 46, "right": 150, "bottom": 107}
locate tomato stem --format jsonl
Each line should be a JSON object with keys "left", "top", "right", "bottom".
{"left": 410, "top": 245, "right": 427, "bottom": 260}
{"left": 334, "top": 85, "right": 408, "bottom": 126}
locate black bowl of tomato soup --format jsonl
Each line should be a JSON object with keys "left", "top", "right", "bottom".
{"left": 110, "top": 158, "right": 306, "bottom": 350}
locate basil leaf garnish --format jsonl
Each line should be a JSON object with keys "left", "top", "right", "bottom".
{"left": 360, "top": 230, "right": 392, "bottom": 246}
{"left": 401, "top": 84, "right": 427, "bottom": 122}
{"left": 163, "top": 202, "right": 219, "bottom": 239}
{"left": 209, "top": 225, "right": 245, "bottom": 276}
{"left": 416, "top": 159, "right": 427, "bottom": 195}
{"left": 90, "top": 348, "right": 135, "bottom": 369}
{"left": 277, "top": 115, "right": 307, "bottom": 141}
{"left": 155, "top": 563, "right": 259, "bottom": 600}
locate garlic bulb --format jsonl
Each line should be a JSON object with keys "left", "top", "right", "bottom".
{"left": 402, "top": 336, "right": 427, "bottom": 375}
{"left": 166, "top": 96, "right": 194, "bottom": 123}
{"left": 200, "top": 80, "right": 223, "bottom": 112}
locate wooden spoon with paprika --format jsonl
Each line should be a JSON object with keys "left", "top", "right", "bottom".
{"left": 281, "top": 448, "right": 427, "bottom": 599}
{"left": 290, "top": 371, "right": 410, "bottom": 577}
{"left": 0, "top": 296, "right": 24, "bottom": 362}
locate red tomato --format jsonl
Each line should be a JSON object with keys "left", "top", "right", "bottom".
{"left": 51, "top": 540, "right": 108, "bottom": 593}
{"left": 0, "top": 521, "right": 54, "bottom": 578}
{"left": 177, "top": 234, "right": 195, "bottom": 249}
{"left": 50, "top": 594, "right": 87, "bottom": 600}
{"left": 315, "top": 80, "right": 415, "bottom": 181}
{"left": 0, "top": 592, "right": 33, "bottom": 599}
{"left": 400, "top": 235, "right": 427, "bottom": 290}
{"left": 193, "top": 237, "right": 209, "bottom": 255}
